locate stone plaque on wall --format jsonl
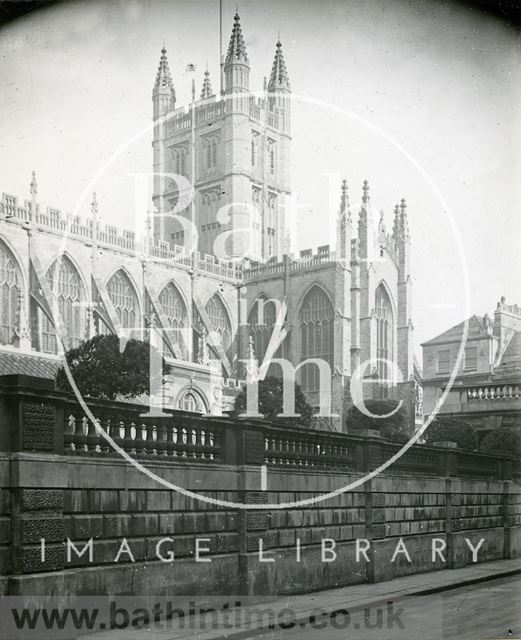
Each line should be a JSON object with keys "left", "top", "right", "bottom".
{"left": 22, "top": 403, "right": 55, "bottom": 451}
{"left": 244, "top": 430, "right": 265, "bottom": 465}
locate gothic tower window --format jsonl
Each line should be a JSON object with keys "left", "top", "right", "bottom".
{"left": 299, "top": 285, "right": 334, "bottom": 394}
{"left": 205, "top": 294, "right": 231, "bottom": 354}
{"left": 106, "top": 270, "right": 138, "bottom": 329}
{"left": 41, "top": 256, "right": 84, "bottom": 353}
{"left": 248, "top": 296, "right": 277, "bottom": 364}
{"left": 206, "top": 138, "right": 217, "bottom": 169}
{"left": 251, "top": 131, "right": 259, "bottom": 167}
{"left": 0, "top": 240, "right": 21, "bottom": 345}
{"left": 172, "top": 146, "right": 187, "bottom": 177}
{"left": 159, "top": 282, "right": 188, "bottom": 357}
{"left": 375, "top": 284, "right": 394, "bottom": 397}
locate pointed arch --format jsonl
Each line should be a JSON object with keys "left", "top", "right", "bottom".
{"left": 375, "top": 282, "right": 394, "bottom": 397}
{"left": 0, "top": 238, "right": 23, "bottom": 345}
{"left": 248, "top": 293, "right": 278, "bottom": 364}
{"left": 106, "top": 269, "right": 140, "bottom": 329}
{"left": 299, "top": 284, "right": 334, "bottom": 394}
{"left": 158, "top": 281, "right": 188, "bottom": 357}
{"left": 39, "top": 254, "right": 86, "bottom": 353}
{"left": 205, "top": 292, "right": 232, "bottom": 354}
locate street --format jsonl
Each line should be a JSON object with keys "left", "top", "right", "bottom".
{"left": 249, "top": 574, "right": 521, "bottom": 640}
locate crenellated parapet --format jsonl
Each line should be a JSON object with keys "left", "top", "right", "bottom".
{"left": 0, "top": 191, "right": 242, "bottom": 281}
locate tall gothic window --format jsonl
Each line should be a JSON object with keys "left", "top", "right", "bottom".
{"left": 41, "top": 256, "right": 84, "bottom": 353}
{"left": 106, "top": 270, "right": 138, "bottom": 328}
{"left": 0, "top": 241, "right": 21, "bottom": 345}
{"left": 300, "top": 285, "right": 334, "bottom": 394}
{"left": 159, "top": 282, "right": 187, "bottom": 358}
{"left": 205, "top": 294, "right": 231, "bottom": 354}
{"left": 248, "top": 296, "right": 277, "bottom": 364}
{"left": 375, "top": 284, "right": 394, "bottom": 397}
{"left": 206, "top": 138, "right": 217, "bottom": 169}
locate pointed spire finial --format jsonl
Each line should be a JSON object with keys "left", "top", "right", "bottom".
{"left": 362, "top": 180, "right": 370, "bottom": 204}
{"left": 154, "top": 45, "right": 174, "bottom": 94}
{"left": 91, "top": 192, "right": 98, "bottom": 217}
{"left": 225, "top": 10, "right": 249, "bottom": 65}
{"left": 200, "top": 69, "right": 214, "bottom": 100}
{"left": 30, "top": 171, "right": 37, "bottom": 198}
{"left": 340, "top": 179, "right": 349, "bottom": 216}
{"left": 268, "top": 38, "right": 290, "bottom": 92}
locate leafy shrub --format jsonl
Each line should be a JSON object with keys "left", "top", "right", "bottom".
{"left": 56, "top": 334, "right": 164, "bottom": 401}
{"left": 346, "top": 399, "right": 408, "bottom": 436}
{"left": 480, "top": 427, "right": 521, "bottom": 457}
{"left": 424, "top": 417, "right": 477, "bottom": 450}
{"left": 234, "top": 376, "right": 313, "bottom": 427}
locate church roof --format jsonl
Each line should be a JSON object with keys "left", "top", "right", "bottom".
{"left": 0, "top": 350, "right": 60, "bottom": 379}
{"left": 421, "top": 315, "right": 488, "bottom": 347}
{"left": 225, "top": 12, "right": 249, "bottom": 65}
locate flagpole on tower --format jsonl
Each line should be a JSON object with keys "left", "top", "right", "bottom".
{"left": 219, "top": 0, "right": 224, "bottom": 95}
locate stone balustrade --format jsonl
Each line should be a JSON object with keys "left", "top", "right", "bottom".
{"left": 467, "top": 384, "right": 521, "bottom": 401}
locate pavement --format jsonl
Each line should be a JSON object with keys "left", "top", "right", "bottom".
{"left": 85, "top": 558, "right": 521, "bottom": 640}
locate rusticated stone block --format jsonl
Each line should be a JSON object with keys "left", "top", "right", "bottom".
{"left": 131, "top": 514, "right": 158, "bottom": 536}
{"left": 72, "top": 515, "right": 104, "bottom": 539}
{"left": 279, "top": 529, "right": 296, "bottom": 547}
{"left": 63, "top": 489, "right": 89, "bottom": 513}
{"left": 21, "top": 517, "right": 64, "bottom": 544}
{"left": 182, "top": 513, "right": 206, "bottom": 533}
{"left": 247, "top": 532, "right": 270, "bottom": 552}
{"left": 22, "top": 489, "right": 64, "bottom": 512}
{"left": 372, "top": 523, "right": 386, "bottom": 538}
{"left": 0, "top": 490, "right": 11, "bottom": 514}
{"left": 145, "top": 490, "right": 171, "bottom": 511}
{"left": 373, "top": 493, "right": 386, "bottom": 507}
{"left": 244, "top": 491, "right": 269, "bottom": 505}
{"left": 22, "top": 403, "right": 55, "bottom": 451}
{"left": 21, "top": 543, "right": 65, "bottom": 573}
{"left": 246, "top": 512, "right": 269, "bottom": 531}
{"left": 90, "top": 490, "right": 119, "bottom": 513}
{"left": 0, "top": 518, "right": 11, "bottom": 544}
{"left": 103, "top": 514, "right": 132, "bottom": 538}
{"left": 215, "top": 532, "right": 239, "bottom": 553}
{"left": 158, "top": 513, "right": 183, "bottom": 534}
{"left": 206, "top": 512, "right": 227, "bottom": 532}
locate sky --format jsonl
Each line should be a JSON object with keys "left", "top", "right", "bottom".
{"left": 0, "top": 0, "right": 520, "bottom": 351}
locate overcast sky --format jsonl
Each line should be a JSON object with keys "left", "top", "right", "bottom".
{"left": 0, "top": 0, "right": 520, "bottom": 350}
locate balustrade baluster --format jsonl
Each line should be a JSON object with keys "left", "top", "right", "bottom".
{"left": 135, "top": 422, "right": 147, "bottom": 456}
{"left": 98, "top": 418, "right": 110, "bottom": 455}
{"left": 85, "top": 417, "right": 98, "bottom": 454}
{"left": 64, "top": 413, "right": 75, "bottom": 453}
{"left": 123, "top": 421, "right": 134, "bottom": 454}
{"left": 181, "top": 427, "right": 188, "bottom": 457}
{"left": 191, "top": 429, "right": 197, "bottom": 458}
{"left": 145, "top": 422, "right": 156, "bottom": 455}
{"left": 74, "top": 414, "right": 87, "bottom": 454}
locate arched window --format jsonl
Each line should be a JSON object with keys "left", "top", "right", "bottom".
{"left": 375, "top": 284, "right": 394, "bottom": 397}
{"left": 179, "top": 389, "right": 205, "bottom": 413}
{"left": 300, "top": 286, "right": 334, "bottom": 394}
{"left": 0, "top": 241, "right": 21, "bottom": 345}
{"left": 107, "top": 270, "right": 138, "bottom": 329}
{"left": 205, "top": 294, "right": 231, "bottom": 354}
{"left": 159, "top": 282, "right": 187, "bottom": 357}
{"left": 40, "top": 256, "right": 84, "bottom": 353}
{"left": 206, "top": 138, "right": 217, "bottom": 169}
{"left": 248, "top": 296, "right": 277, "bottom": 364}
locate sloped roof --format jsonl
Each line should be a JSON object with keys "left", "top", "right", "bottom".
{"left": 499, "top": 330, "right": 521, "bottom": 369}
{"left": 421, "top": 315, "right": 487, "bottom": 346}
{"left": 0, "top": 351, "right": 60, "bottom": 379}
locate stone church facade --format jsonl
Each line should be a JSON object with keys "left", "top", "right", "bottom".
{"left": 0, "top": 12, "right": 417, "bottom": 429}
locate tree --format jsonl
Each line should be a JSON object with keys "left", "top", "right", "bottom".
{"left": 234, "top": 376, "right": 313, "bottom": 427}
{"left": 424, "top": 416, "right": 477, "bottom": 450}
{"left": 346, "top": 399, "right": 409, "bottom": 440}
{"left": 480, "top": 427, "right": 521, "bottom": 457}
{"left": 56, "top": 334, "right": 164, "bottom": 401}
